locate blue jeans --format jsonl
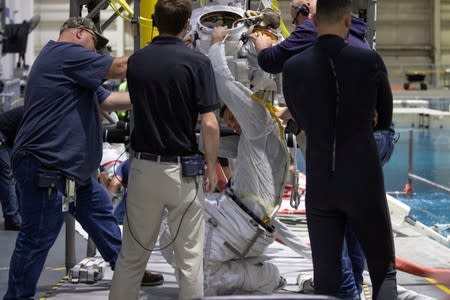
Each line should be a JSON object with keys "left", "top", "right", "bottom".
{"left": 0, "top": 138, "right": 21, "bottom": 225}
{"left": 337, "top": 226, "right": 365, "bottom": 300}
{"left": 4, "top": 152, "right": 122, "bottom": 300}
{"left": 346, "top": 226, "right": 365, "bottom": 292}
{"left": 373, "top": 129, "right": 395, "bottom": 166}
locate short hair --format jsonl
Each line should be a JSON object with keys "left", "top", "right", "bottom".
{"left": 154, "top": 0, "right": 192, "bottom": 35}
{"left": 316, "top": 0, "right": 352, "bottom": 25}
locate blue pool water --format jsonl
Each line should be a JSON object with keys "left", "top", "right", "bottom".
{"left": 296, "top": 128, "right": 450, "bottom": 234}
{"left": 383, "top": 128, "right": 450, "bottom": 232}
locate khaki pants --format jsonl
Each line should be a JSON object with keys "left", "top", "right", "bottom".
{"left": 109, "top": 158, "right": 205, "bottom": 300}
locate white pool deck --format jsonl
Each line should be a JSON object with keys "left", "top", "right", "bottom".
{"left": 41, "top": 201, "right": 450, "bottom": 300}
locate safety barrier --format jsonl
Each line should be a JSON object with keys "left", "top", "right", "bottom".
{"left": 406, "top": 129, "right": 450, "bottom": 194}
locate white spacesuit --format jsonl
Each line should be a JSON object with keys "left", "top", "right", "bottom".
{"left": 160, "top": 34, "right": 292, "bottom": 296}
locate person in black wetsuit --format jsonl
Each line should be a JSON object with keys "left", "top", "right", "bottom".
{"left": 282, "top": 0, "right": 397, "bottom": 299}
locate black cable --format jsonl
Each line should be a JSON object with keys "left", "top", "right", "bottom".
{"left": 125, "top": 176, "right": 200, "bottom": 252}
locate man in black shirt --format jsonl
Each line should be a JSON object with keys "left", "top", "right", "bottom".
{"left": 0, "top": 106, "right": 23, "bottom": 230}
{"left": 109, "top": 0, "right": 220, "bottom": 298}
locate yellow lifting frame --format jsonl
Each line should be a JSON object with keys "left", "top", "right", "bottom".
{"left": 108, "top": 0, "right": 159, "bottom": 47}
{"left": 140, "top": 0, "right": 158, "bottom": 47}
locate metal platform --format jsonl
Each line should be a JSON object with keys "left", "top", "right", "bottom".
{"left": 0, "top": 213, "right": 447, "bottom": 300}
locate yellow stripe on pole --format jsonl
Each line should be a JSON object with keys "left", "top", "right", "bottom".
{"left": 116, "top": 0, "right": 134, "bottom": 14}
{"left": 271, "top": 0, "right": 290, "bottom": 38}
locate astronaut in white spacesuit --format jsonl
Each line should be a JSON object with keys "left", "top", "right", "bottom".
{"left": 201, "top": 25, "right": 290, "bottom": 295}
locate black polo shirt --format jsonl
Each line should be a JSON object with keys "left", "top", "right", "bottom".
{"left": 127, "top": 35, "right": 220, "bottom": 155}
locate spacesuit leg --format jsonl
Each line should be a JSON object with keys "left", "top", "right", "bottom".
{"left": 205, "top": 258, "right": 284, "bottom": 296}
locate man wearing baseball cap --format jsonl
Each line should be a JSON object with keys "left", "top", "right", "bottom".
{"left": 3, "top": 17, "right": 162, "bottom": 299}
{"left": 60, "top": 16, "right": 109, "bottom": 50}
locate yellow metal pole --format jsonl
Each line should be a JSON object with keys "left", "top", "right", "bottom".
{"left": 271, "top": 0, "right": 290, "bottom": 38}
{"left": 140, "top": 0, "right": 158, "bottom": 47}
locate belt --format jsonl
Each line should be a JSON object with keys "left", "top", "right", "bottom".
{"left": 134, "top": 152, "right": 181, "bottom": 163}
{"left": 225, "top": 187, "right": 275, "bottom": 233}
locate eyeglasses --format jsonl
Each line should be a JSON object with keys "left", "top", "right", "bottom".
{"left": 80, "top": 26, "right": 98, "bottom": 47}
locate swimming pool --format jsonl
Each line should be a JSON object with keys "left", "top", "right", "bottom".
{"left": 384, "top": 128, "right": 450, "bottom": 232}
{"left": 296, "top": 128, "right": 450, "bottom": 233}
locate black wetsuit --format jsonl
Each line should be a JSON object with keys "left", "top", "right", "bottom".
{"left": 283, "top": 35, "right": 397, "bottom": 299}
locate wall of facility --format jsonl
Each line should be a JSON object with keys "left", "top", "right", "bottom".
{"left": 0, "top": 0, "right": 34, "bottom": 78}
{"left": 33, "top": 0, "right": 132, "bottom": 56}
{"left": 4, "top": 0, "right": 450, "bottom": 88}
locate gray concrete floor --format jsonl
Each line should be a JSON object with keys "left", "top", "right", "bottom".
{"left": 0, "top": 221, "right": 87, "bottom": 298}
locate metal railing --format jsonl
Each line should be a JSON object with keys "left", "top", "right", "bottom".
{"left": 65, "top": 215, "right": 76, "bottom": 273}
{"left": 64, "top": 211, "right": 98, "bottom": 273}
{"left": 407, "top": 129, "right": 450, "bottom": 193}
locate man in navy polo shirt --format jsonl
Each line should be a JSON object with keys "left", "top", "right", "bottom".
{"left": 3, "top": 17, "right": 161, "bottom": 300}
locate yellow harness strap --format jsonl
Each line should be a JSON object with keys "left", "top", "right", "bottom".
{"left": 250, "top": 93, "right": 284, "bottom": 140}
